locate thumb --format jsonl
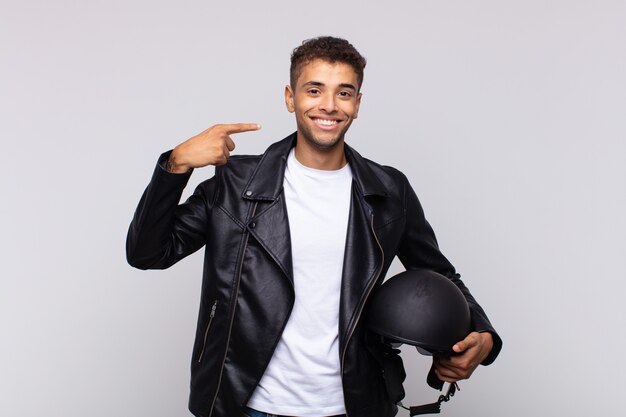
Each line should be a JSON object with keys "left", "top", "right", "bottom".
{"left": 452, "top": 343, "right": 465, "bottom": 353}
{"left": 452, "top": 333, "right": 478, "bottom": 353}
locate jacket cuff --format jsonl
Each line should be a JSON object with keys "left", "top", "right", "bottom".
{"left": 156, "top": 150, "right": 194, "bottom": 182}
{"left": 479, "top": 330, "right": 502, "bottom": 366}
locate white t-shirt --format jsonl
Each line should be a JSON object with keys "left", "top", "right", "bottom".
{"left": 247, "top": 149, "right": 353, "bottom": 417}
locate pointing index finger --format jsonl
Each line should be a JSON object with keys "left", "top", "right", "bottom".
{"left": 222, "top": 123, "right": 262, "bottom": 134}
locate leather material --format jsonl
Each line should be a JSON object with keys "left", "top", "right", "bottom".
{"left": 127, "top": 133, "right": 502, "bottom": 417}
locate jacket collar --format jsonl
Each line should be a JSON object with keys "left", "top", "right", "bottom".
{"left": 242, "top": 132, "right": 389, "bottom": 200}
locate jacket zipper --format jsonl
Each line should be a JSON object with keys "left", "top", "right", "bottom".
{"left": 209, "top": 202, "right": 258, "bottom": 417}
{"left": 340, "top": 211, "right": 385, "bottom": 417}
{"left": 197, "top": 300, "right": 218, "bottom": 363}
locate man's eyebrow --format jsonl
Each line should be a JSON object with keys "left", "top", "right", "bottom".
{"left": 301, "top": 81, "right": 357, "bottom": 91}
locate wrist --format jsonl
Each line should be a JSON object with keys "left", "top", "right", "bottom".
{"left": 166, "top": 150, "right": 191, "bottom": 174}
{"left": 480, "top": 331, "right": 494, "bottom": 357}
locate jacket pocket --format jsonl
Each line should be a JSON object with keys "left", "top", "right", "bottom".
{"left": 196, "top": 299, "right": 218, "bottom": 363}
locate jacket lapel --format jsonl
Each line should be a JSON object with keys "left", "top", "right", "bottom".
{"left": 248, "top": 197, "right": 294, "bottom": 285}
{"left": 242, "top": 134, "right": 296, "bottom": 286}
{"left": 240, "top": 134, "right": 391, "bottom": 320}
{"left": 338, "top": 145, "right": 390, "bottom": 347}
{"left": 338, "top": 187, "right": 383, "bottom": 348}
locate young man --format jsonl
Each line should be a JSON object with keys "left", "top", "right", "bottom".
{"left": 127, "top": 36, "right": 501, "bottom": 417}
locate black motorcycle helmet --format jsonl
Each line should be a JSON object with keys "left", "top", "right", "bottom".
{"left": 366, "top": 269, "right": 472, "bottom": 416}
{"left": 366, "top": 269, "right": 471, "bottom": 354}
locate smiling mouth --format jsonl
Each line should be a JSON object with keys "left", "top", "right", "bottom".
{"left": 311, "top": 117, "right": 340, "bottom": 127}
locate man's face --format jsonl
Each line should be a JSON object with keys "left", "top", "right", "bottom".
{"left": 285, "top": 59, "right": 362, "bottom": 151}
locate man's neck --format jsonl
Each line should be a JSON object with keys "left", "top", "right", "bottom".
{"left": 293, "top": 139, "right": 348, "bottom": 171}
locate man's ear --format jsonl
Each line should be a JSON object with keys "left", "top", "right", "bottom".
{"left": 285, "top": 85, "right": 295, "bottom": 113}
{"left": 353, "top": 92, "right": 362, "bottom": 119}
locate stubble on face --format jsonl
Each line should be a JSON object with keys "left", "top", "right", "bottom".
{"left": 286, "top": 60, "right": 362, "bottom": 155}
{"left": 298, "top": 117, "right": 345, "bottom": 151}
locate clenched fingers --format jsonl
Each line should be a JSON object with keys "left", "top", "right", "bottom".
{"left": 433, "top": 332, "right": 494, "bottom": 382}
{"left": 434, "top": 354, "right": 476, "bottom": 382}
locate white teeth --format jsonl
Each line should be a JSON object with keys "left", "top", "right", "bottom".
{"left": 315, "top": 119, "right": 338, "bottom": 126}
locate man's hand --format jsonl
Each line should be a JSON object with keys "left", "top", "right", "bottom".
{"left": 433, "top": 331, "right": 494, "bottom": 382}
{"left": 166, "top": 123, "right": 261, "bottom": 173}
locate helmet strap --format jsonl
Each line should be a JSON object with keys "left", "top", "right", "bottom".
{"left": 398, "top": 382, "right": 459, "bottom": 416}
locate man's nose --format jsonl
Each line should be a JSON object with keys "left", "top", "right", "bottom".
{"left": 318, "top": 93, "right": 338, "bottom": 112}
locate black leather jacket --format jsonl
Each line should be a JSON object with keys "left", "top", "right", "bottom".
{"left": 127, "top": 133, "right": 501, "bottom": 417}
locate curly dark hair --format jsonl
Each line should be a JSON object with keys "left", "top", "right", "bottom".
{"left": 290, "top": 36, "right": 367, "bottom": 90}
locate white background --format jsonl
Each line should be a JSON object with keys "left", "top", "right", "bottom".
{"left": 2, "top": 1, "right": 625, "bottom": 416}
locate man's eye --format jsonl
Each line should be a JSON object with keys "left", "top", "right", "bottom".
{"left": 339, "top": 91, "right": 352, "bottom": 98}
{"left": 308, "top": 88, "right": 321, "bottom": 95}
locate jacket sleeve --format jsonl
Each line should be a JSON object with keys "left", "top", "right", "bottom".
{"left": 126, "top": 151, "right": 217, "bottom": 270}
{"left": 396, "top": 174, "right": 502, "bottom": 365}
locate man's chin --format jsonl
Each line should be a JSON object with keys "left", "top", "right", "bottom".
{"left": 301, "top": 132, "right": 345, "bottom": 150}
